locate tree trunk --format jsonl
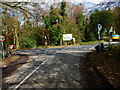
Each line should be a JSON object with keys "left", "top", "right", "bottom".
{"left": 14, "top": 28, "right": 19, "bottom": 49}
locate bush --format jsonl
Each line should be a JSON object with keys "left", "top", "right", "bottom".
{"left": 20, "top": 37, "right": 36, "bottom": 48}
{"left": 89, "top": 32, "right": 96, "bottom": 41}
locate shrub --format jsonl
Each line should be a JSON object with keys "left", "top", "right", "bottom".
{"left": 20, "top": 37, "right": 36, "bottom": 48}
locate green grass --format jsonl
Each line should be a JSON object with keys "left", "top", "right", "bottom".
{"left": 37, "top": 45, "right": 48, "bottom": 48}
{"left": 0, "top": 54, "right": 2, "bottom": 60}
{"left": 36, "top": 40, "right": 105, "bottom": 49}
{"left": 11, "top": 40, "right": 105, "bottom": 52}
{"left": 78, "top": 40, "right": 104, "bottom": 45}
{"left": 0, "top": 55, "right": 4, "bottom": 60}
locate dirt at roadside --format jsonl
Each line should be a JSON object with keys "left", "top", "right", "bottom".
{"left": 0, "top": 55, "right": 20, "bottom": 67}
{"left": 88, "top": 51, "right": 120, "bottom": 88}
{"left": 2, "top": 54, "right": 29, "bottom": 78}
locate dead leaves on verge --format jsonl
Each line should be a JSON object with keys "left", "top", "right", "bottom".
{"left": 88, "top": 45, "right": 120, "bottom": 88}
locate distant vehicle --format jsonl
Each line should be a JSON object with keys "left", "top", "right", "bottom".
{"left": 110, "top": 34, "right": 119, "bottom": 41}
{"left": 103, "top": 34, "right": 119, "bottom": 42}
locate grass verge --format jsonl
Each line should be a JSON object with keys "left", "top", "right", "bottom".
{"left": 36, "top": 40, "right": 105, "bottom": 49}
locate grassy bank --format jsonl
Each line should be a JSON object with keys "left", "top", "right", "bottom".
{"left": 88, "top": 44, "right": 120, "bottom": 88}
{"left": 37, "top": 40, "right": 104, "bottom": 49}
{"left": 13, "top": 40, "right": 103, "bottom": 51}
{"left": 79, "top": 40, "right": 104, "bottom": 45}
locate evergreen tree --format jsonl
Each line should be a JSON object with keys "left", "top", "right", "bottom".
{"left": 76, "top": 13, "right": 85, "bottom": 41}
{"left": 60, "top": 1, "right": 67, "bottom": 17}
{"left": 42, "top": 6, "right": 62, "bottom": 45}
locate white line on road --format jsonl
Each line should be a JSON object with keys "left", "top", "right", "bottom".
{"left": 13, "top": 59, "right": 48, "bottom": 90}
{"left": 13, "top": 51, "right": 57, "bottom": 90}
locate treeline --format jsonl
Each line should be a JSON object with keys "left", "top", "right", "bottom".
{"left": 88, "top": 7, "right": 120, "bottom": 41}
{"left": 1, "top": 1, "right": 120, "bottom": 49}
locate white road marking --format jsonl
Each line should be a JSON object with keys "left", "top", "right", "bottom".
{"left": 13, "top": 59, "right": 48, "bottom": 90}
{"left": 13, "top": 51, "right": 57, "bottom": 90}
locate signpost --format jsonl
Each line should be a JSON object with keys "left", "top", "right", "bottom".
{"left": 0, "top": 36, "right": 5, "bottom": 59}
{"left": 97, "top": 24, "right": 102, "bottom": 52}
{"left": 9, "top": 44, "right": 14, "bottom": 50}
{"left": 108, "top": 26, "right": 113, "bottom": 47}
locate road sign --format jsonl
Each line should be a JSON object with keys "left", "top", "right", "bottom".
{"left": 109, "top": 26, "right": 113, "bottom": 33}
{"left": 97, "top": 24, "right": 102, "bottom": 53}
{"left": 63, "top": 34, "right": 72, "bottom": 41}
{"left": 0, "top": 36, "right": 5, "bottom": 42}
{"left": 9, "top": 44, "right": 14, "bottom": 50}
{"left": 108, "top": 26, "right": 113, "bottom": 47}
{"left": 98, "top": 24, "right": 102, "bottom": 34}
{"left": 97, "top": 24, "right": 102, "bottom": 40}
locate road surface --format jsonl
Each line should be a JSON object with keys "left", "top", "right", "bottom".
{"left": 2, "top": 43, "right": 117, "bottom": 89}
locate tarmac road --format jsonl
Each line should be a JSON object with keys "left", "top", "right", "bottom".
{"left": 2, "top": 43, "right": 118, "bottom": 89}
